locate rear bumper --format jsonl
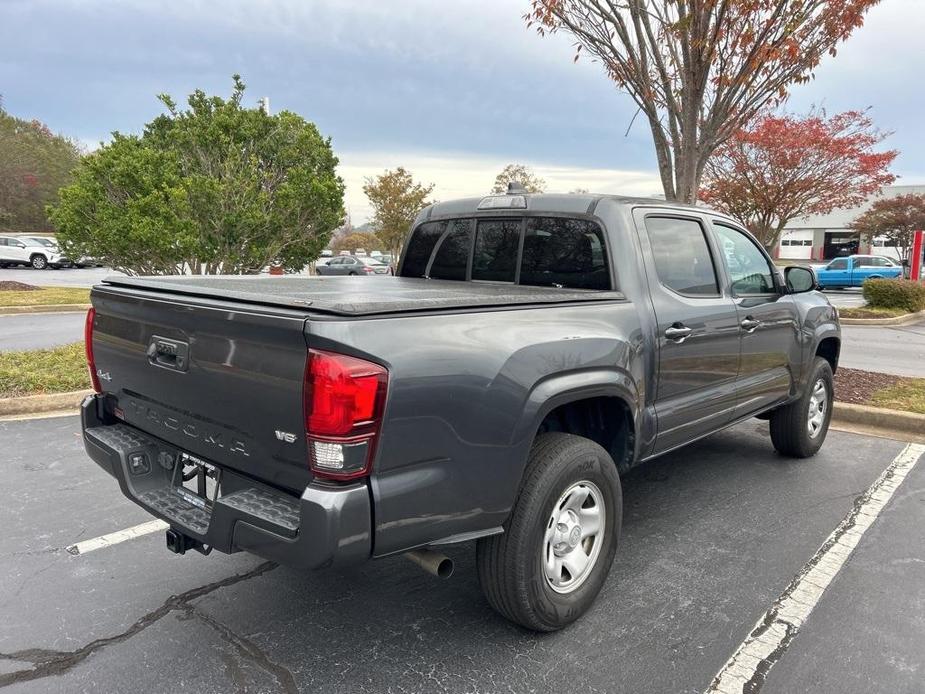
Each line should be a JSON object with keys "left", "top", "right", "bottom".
{"left": 80, "top": 395, "right": 371, "bottom": 570}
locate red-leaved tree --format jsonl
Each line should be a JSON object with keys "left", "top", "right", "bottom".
{"left": 526, "top": 1, "right": 882, "bottom": 204}
{"left": 850, "top": 193, "right": 925, "bottom": 266}
{"left": 699, "top": 110, "right": 896, "bottom": 250}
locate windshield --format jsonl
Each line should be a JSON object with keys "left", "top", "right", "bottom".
{"left": 362, "top": 257, "right": 387, "bottom": 266}
{"left": 25, "top": 237, "right": 56, "bottom": 247}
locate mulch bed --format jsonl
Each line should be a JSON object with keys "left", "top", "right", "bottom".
{"left": 833, "top": 367, "right": 901, "bottom": 406}
{"left": 0, "top": 281, "right": 39, "bottom": 291}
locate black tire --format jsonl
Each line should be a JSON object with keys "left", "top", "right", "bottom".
{"left": 30, "top": 254, "right": 47, "bottom": 270}
{"left": 476, "top": 432, "right": 622, "bottom": 631}
{"left": 769, "top": 356, "right": 833, "bottom": 458}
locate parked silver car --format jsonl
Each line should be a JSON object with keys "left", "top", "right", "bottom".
{"left": 316, "top": 255, "right": 392, "bottom": 276}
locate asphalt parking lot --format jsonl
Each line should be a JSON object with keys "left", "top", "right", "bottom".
{"left": 1, "top": 415, "right": 922, "bottom": 693}
{"left": 0, "top": 266, "right": 117, "bottom": 289}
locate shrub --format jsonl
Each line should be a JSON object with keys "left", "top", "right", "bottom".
{"left": 862, "top": 278, "right": 925, "bottom": 312}
{"left": 49, "top": 75, "right": 345, "bottom": 275}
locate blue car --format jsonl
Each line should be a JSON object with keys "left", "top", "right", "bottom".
{"left": 814, "top": 254, "right": 903, "bottom": 288}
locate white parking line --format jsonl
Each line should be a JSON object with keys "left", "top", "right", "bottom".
{"left": 705, "top": 442, "right": 925, "bottom": 694}
{"left": 66, "top": 519, "right": 169, "bottom": 556}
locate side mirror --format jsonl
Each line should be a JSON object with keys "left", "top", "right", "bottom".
{"left": 785, "top": 266, "right": 818, "bottom": 294}
{"left": 14, "top": 242, "right": 26, "bottom": 248}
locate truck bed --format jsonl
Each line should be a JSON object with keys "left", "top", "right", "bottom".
{"left": 101, "top": 275, "right": 625, "bottom": 316}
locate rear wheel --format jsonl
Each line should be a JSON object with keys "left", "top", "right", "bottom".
{"left": 476, "top": 433, "right": 622, "bottom": 631}
{"left": 769, "top": 357, "right": 833, "bottom": 458}
{"left": 30, "top": 254, "right": 47, "bottom": 270}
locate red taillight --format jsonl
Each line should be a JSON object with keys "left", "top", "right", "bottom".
{"left": 85, "top": 307, "right": 101, "bottom": 393}
{"left": 303, "top": 349, "right": 388, "bottom": 480}
{"left": 363, "top": 266, "right": 375, "bottom": 274}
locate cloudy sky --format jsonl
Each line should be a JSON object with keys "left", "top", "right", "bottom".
{"left": 2, "top": 0, "right": 922, "bottom": 222}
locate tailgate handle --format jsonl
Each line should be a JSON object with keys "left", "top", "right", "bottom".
{"left": 147, "top": 336, "right": 189, "bottom": 372}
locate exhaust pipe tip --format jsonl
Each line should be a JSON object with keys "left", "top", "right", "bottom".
{"left": 434, "top": 556, "right": 454, "bottom": 579}
{"left": 405, "top": 548, "right": 454, "bottom": 579}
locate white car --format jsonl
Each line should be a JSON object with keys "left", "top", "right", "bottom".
{"left": 0, "top": 235, "right": 71, "bottom": 269}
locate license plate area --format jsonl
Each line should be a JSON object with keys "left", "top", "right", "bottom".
{"left": 171, "top": 453, "right": 221, "bottom": 510}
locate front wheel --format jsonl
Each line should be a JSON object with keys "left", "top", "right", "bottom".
{"left": 30, "top": 254, "right": 48, "bottom": 270}
{"left": 476, "top": 433, "right": 622, "bottom": 631}
{"left": 769, "top": 356, "right": 834, "bottom": 458}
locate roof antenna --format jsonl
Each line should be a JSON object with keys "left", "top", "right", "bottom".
{"left": 507, "top": 181, "right": 527, "bottom": 195}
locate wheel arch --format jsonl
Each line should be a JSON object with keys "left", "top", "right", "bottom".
{"left": 513, "top": 370, "right": 641, "bottom": 478}
{"left": 815, "top": 334, "right": 840, "bottom": 374}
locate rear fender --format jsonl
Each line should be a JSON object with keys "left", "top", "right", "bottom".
{"left": 510, "top": 368, "right": 641, "bottom": 472}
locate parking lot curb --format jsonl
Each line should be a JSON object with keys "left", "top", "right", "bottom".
{"left": 0, "top": 303, "right": 91, "bottom": 315}
{"left": 0, "top": 389, "right": 92, "bottom": 417}
{"left": 838, "top": 310, "right": 925, "bottom": 326}
{"left": 831, "top": 401, "right": 925, "bottom": 442}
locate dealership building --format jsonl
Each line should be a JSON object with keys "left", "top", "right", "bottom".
{"left": 774, "top": 184, "right": 924, "bottom": 262}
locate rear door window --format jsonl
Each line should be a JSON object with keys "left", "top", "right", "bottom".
{"left": 644, "top": 217, "right": 719, "bottom": 296}
{"left": 520, "top": 217, "right": 610, "bottom": 290}
{"left": 472, "top": 220, "right": 521, "bottom": 282}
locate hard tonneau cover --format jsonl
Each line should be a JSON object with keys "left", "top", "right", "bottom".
{"left": 101, "top": 275, "right": 625, "bottom": 316}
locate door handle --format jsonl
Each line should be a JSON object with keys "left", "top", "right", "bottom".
{"left": 664, "top": 325, "right": 693, "bottom": 342}
{"left": 740, "top": 317, "right": 761, "bottom": 332}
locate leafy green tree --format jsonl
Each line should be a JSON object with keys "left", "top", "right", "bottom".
{"left": 49, "top": 75, "right": 345, "bottom": 275}
{"left": 0, "top": 109, "right": 81, "bottom": 232}
{"left": 363, "top": 167, "right": 434, "bottom": 259}
{"left": 492, "top": 164, "right": 546, "bottom": 194}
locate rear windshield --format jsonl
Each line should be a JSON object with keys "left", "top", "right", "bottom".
{"left": 400, "top": 216, "right": 610, "bottom": 290}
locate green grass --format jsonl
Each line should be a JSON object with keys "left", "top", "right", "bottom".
{"left": 837, "top": 306, "right": 910, "bottom": 319}
{"left": 871, "top": 378, "right": 925, "bottom": 415}
{"left": 0, "top": 286, "right": 90, "bottom": 307}
{"left": 0, "top": 342, "right": 90, "bottom": 398}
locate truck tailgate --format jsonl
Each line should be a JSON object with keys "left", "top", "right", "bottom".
{"left": 90, "top": 286, "right": 312, "bottom": 492}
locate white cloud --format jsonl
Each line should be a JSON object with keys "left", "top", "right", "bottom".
{"left": 117, "top": 0, "right": 582, "bottom": 72}
{"left": 337, "top": 150, "right": 662, "bottom": 223}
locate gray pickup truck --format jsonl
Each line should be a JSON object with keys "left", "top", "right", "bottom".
{"left": 80, "top": 190, "right": 840, "bottom": 631}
